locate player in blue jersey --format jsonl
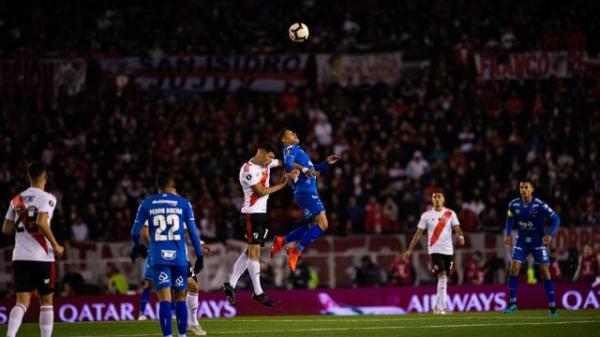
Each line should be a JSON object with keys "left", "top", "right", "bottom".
{"left": 136, "top": 223, "right": 208, "bottom": 336}
{"left": 271, "top": 129, "right": 340, "bottom": 271}
{"left": 503, "top": 179, "right": 560, "bottom": 317}
{"left": 131, "top": 170, "right": 205, "bottom": 337}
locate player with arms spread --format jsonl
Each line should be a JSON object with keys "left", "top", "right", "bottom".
{"left": 222, "top": 144, "right": 290, "bottom": 307}
{"left": 3, "top": 161, "right": 65, "bottom": 337}
{"left": 271, "top": 129, "right": 340, "bottom": 272}
{"left": 131, "top": 170, "right": 205, "bottom": 337}
{"left": 503, "top": 179, "right": 560, "bottom": 317}
{"left": 403, "top": 191, "right": 465, "bottom": 314}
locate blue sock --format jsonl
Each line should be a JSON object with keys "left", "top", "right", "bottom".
{"left": 508, "top": 275, "right": 518, "bottom": 305}
{"left": 140, "top": 287, "right": 151, "bottom": 316}
{"left": 544, "top": 279, "right": 556, "bottom": 311}
{"left": 285, "top": 225, "right": 310, "bottom": 244}
{"left": 175, "top": 301, "right": 187, "bottom": 335}
{"left": 296, "top": 225, "right": 324, "bottom": 252}
{"left": 158, "top": 301, "right": 172, "bottom": 337}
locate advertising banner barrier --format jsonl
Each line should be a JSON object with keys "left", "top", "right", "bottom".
{"left": 316, "top": 51, "right": 403, "bottom": 86}
{"left": 99, "top": 54, "right": 309, "bottom": 92}
{"left": 1, "top": 283, "right": 596, "bottom": 323}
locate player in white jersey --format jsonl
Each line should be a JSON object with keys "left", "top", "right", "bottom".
{"left": 222, "top": 144, "right": 292, "bottom": 307}
{"left": 2, "top": 161, "right": 64, "bottom": 337}
{"left": 403, "top": 191, "right": 465, "bottom": 314}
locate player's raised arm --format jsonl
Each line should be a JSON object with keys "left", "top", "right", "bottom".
{"left": 251, "top": 174, "right": 289, "bottom": 197}
{"left": 184, "top": 201, "right": 204, "bottom": 273}
{"left": 314, "top": 154, "right": 341, "bottom": 173}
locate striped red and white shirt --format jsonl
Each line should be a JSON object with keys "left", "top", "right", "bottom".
{"left": 4, "top": 187, "right": 57, "bottom": 262}
{"left": 417, "top": 207, "right": 460, "bottom": 255}
{"left": 239, "top": 159, "right": 280, "bottom": 214}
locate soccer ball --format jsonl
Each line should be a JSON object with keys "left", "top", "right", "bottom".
{"left": 289, "top": 22, "right": 309, "bottom": 43}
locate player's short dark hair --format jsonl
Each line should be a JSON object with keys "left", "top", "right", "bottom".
{"left": 258, "top": 143, "right": 277, "bottom": 155}
{"left": 519, "top": 179, "right": 534, "bottom": 187}
{"left": 156, "top": 170, "right": 175, "bottom": 189}
{"left": 27, "top": 161, "right": 46, "bottom": 180}
{"left": 431, "top": 189, "right": 445, "bottom": 196}
{"left": 275, "top": 128, "right": 289, "bottom": 147}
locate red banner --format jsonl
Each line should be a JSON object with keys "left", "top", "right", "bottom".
{"left": 1, "top": 283, "right": 597, "bottom": 323}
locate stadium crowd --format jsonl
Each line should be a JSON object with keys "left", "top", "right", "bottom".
{"left": 1, "top": 0, "right": 598, "bottom": 57}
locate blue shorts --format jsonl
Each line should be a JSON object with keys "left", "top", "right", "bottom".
{"left": 152, "top": 264, "right": 188, "bottom": 291}
{"left": 143, "top": 258, "right": 153, "bottom": 281}
{"left": 511, "top": 245, "right": 550, "bottom": 265}
{"left": 295, "top": 193, "right": 325, "bottom": 221}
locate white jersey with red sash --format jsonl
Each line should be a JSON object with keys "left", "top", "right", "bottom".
{"left": 417, "top": 207, "right": 460, "bottom": 255}
{"left": 4, "top": 187, "right": 57, "bottom": 262}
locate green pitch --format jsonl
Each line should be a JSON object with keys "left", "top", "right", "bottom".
{"left": 2, "top": 310, "right": 598, "bottom": 337}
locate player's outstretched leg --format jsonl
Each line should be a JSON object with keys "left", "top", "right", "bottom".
{"left": 288, "top": 213, "right": 327, "bottom": 272}
{"left": 223, "top": 250, "right": 250, "bottom": 305}
{"left": 504, "top": 261, "right": 520, "bottom": 313}
{"left": 247, "top": 245, "right": 275, "bottom": 307}
{"left": 271, "top": 224, "right": 310, "bottom": 257}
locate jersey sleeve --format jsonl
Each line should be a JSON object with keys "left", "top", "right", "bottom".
{"left": 38, "top": 194, "right": 57, "bottom": 214}
{"left": 450, "top": 211, "right": 460, "bottom": 226}
{"left": 269, "top": 159, "right": 281, "bottom": 168}
{"left": 283, "top": 147, "right": 297, "bottom": 171}
{"left": 131, "top": 201, "right": 149, "bottom": 246}
{"left": 242, "top": 167, "right": 262, "bottom": 187}
{"left": 184, "top": 201, "right": 203, "bottom": 257}
{"left": 4, "top": 202, "right": 15, "bottom": 221}
{"left": 504, "top": 200, "right": 515, "bottom": 236}
{"left": 417, "top": 213, "right": 427, "bottom": 230}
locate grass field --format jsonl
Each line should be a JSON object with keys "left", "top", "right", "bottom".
{"left": 1, "top": 310, "right": 599, "bottom": 337}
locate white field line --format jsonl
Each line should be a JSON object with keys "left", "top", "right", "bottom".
{"left": 59, "top": 319, "right": 600, "bottom": 337}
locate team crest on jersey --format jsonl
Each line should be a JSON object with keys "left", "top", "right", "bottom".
{"left": 175, "top": 276, "right": 184, "bottom": 287}
{"left": 161, "top": 250, "right": 177, "bottom": 260}
{"left": 158, "top": 272, "right": 169, "bottom": 284}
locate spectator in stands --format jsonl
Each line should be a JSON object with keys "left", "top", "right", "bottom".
{"left": 573, "top": 245, "right": 600, "bottom": 283}
{"left": 352, "top": 255, "right": 383, "bottom": 287}
{"left": 71, "top": 215, "right": 89, "bottom": 241}
{"left": 387, "top": 253, "right": 415, "bottom": 286}
{"left": 288, "top": 260, "right": 311, "bottom": 289}
{"left": 364, "top": 196, "right": 389, "bottom": 234}
{"left": 405, "top": 151, "right": 430, "bottom": 181}
{"left": 463, "top": 251, "right": 487, "bottom": 285}
{"left": 106, "top": 264, "right": 129, "bottom": 295}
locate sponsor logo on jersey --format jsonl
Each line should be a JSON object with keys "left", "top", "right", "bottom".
{"left": 158, "top": 272, "right": 169, "bottom": 284}
{"left": 161, "top": 250, "right": 177, "bottom": 260}
{"left": 518, "top": 221, "right": 534, "bottom": 229}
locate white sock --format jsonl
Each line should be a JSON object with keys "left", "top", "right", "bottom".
{"left": 7, "top": 303, "right": 27, "bottom": 337}
{"left": 437, "top": 276, "right": 448, "bottom": 309}
{"left": 40, "top": 305, "right": 54, "bottom": 337}
{"left": 229, "top": 253, "right": 249, "bottom": 288}
{"left": 186, "top": 292, "right": 199, "bottom": 327}
{"left": 247, "top": 259, "right": 263, "bottom": 295}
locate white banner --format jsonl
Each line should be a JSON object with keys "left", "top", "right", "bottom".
{"left": 474, "top": 51, "right": 588, "bottom": 80}
{"left": 99, "top": 54, "right": 309, "bottom": 92}
{"left": 316, "top": 51, "right": 403, "bottom": 86}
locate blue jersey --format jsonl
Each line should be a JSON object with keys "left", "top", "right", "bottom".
{"left": 131, "top": 192, "right": 203, "bottom": 267}
{"left": 505, "top": 197, "right": 560, "bottom": 247}
{"left": 283, "top": 144, "right": 328, "bottom": 196}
